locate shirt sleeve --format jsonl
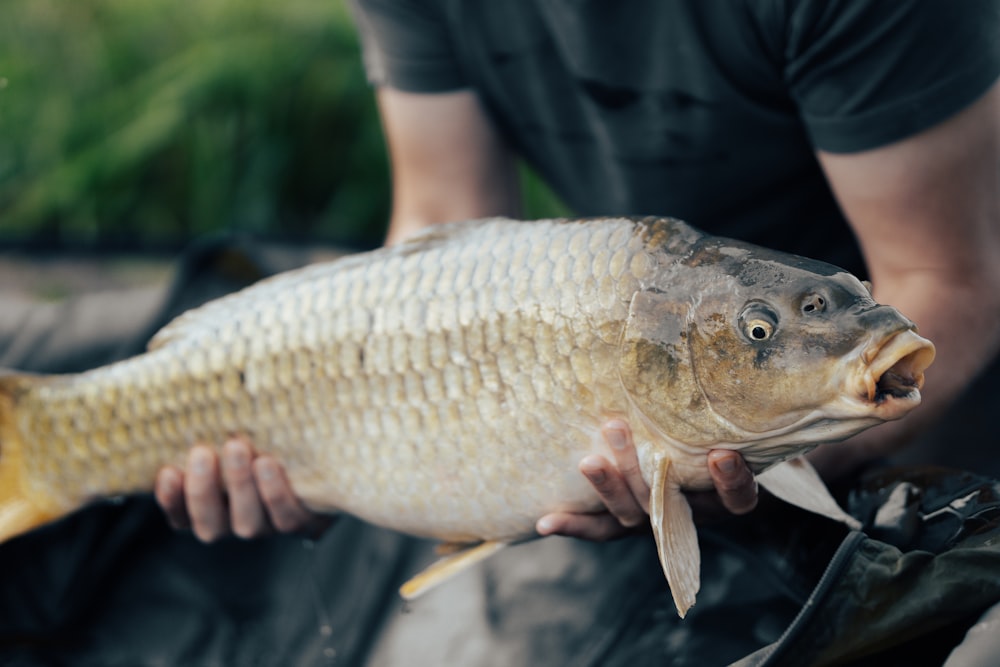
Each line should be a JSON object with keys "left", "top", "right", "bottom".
{"left": 782, "top": 0, "right": 1000, "bottom": 153}
{"left": 346, "top": 0, "right": 468, "bottom": 92}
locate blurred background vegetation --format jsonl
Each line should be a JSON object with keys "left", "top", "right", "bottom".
{"left": 0, "top": 0, "right": 569, "bottom": 254}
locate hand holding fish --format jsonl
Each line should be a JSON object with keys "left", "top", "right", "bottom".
{"left": 154, "top": 437, "right": 332, "bottom": 541}
{"left": 535, "top": 421, "right": 758, "bottom": 541}
{"left": 154, "top": 420, "right": 758, "bottom": 544}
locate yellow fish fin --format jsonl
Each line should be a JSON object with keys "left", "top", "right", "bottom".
{"left": 757, "top": 457, "right": 862, "bottom": 530}
{"left": 649, "top": 454, "right": 700, "bottom": 618}
{"left": 399, "top": 540, "right": 508, "bottom": 600}
{"left": 0, "top": 372, "right": 61, "bottom": 543}
{"left": 434, "top": 540, "right": 480, "bottom": 556}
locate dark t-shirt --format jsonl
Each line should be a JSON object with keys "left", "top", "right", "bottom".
{"left": 4, "top": 5, "right": 1000, "bottom": 665}
{"left": 350, "top": 0, "right": 1000, "bottom": 275}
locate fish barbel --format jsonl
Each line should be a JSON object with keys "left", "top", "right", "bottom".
{"left": 0, "top": 217, "right": 934, "bottom": 616}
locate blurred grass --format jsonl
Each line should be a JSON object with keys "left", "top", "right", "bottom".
{"left": 0, "top": 0, "right": 570, "bottom": 253}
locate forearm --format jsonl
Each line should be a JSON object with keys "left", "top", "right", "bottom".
{"left": 810, "top": 82, "right": 1000, "bottom": 480}
{"left": 378, "top": 88, "right": 521, "bottom": 246}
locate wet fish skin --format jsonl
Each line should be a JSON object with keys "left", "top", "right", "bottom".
{"left": 2, "top": 218, "right": 647, "bottom": 541}
{"left": 0, "top": 216, "right": 934, "bottom": 617}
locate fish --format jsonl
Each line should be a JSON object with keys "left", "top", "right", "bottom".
{"left": 0, "top": 216, "right": 934, "bottom": 617}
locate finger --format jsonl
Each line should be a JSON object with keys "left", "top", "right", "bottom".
{"left": 254, "top": 457, "right": 330, "bottom": 535}
{"left": 220, "top": 437, "right": 272, "bottom": 539}
{"left": 602, "top": 420, "right": 651, "bottom": 513}
{"left": 579, "top": 455, "right": 646, "bottom": 528}
{"left": 154, "top": 465, "right": 191, "bottom": 531}
{"left": 707, "top": 450, "right": 758, "bottom": 515}
{"left": 184, "top": 445, "right": 231, "bottom": 542}
{"left": 536, "top": 511, "right": 631, "bottom": 542}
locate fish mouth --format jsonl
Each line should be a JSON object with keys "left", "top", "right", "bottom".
{"left": 858, "top": 329, "right": 936, "bottom": 418}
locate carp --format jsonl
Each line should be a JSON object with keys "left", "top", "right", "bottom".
{"left": 0, "top": 216, "right": 934, "bottom": 617}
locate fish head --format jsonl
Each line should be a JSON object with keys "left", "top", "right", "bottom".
{"left": 620, "top": 240, "right": 935, "bottom": 455}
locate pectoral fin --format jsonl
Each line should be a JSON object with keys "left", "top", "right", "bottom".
{"left": 757, "top": 457, "right": 861, "bottom": 530}
{"left": 649, "top": 454, "right": 700, "bottom": 618}
{"left": 399, "top": 540, "right": 508, "bottom": 600}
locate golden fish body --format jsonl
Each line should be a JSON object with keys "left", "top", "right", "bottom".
{"left": 0, "top": 216, "right": 935, "bottom": 616}
{"left": 5, "top": 219, "right": 648, "bottom": 540}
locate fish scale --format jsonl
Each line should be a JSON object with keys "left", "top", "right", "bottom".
{"left": 101, "top": 222, "right": 612, "bottom": 537}
{"left": 0, "top": 216, "right": 935, "bottom": 617}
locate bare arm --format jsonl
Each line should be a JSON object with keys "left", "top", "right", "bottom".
{"left": 378, "top": 88, "right": 521, "bottom": 244}
{"left": 809, "top": 81, "right": 1000, "bottom": 478}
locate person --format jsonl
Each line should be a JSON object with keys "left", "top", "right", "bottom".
{"left": 157, "top": 0, "right": 1000, "bottom": 546}
{"left": 12, "top": 1, "right": 994, "bottom": 664}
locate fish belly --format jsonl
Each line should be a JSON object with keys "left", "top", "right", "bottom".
{"left": 16, "top": 219, "right": 650, "bottom": 541}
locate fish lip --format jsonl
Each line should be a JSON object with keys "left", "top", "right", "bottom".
{"left": 857, "top": 328, "right": 936, "bottom": 419}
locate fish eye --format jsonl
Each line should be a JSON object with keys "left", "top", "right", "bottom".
{"left": 745, "top": 319, "right": 773, "bottom": 341}
{"left": 739, "top": 303, "right": 778, "bottom": 342}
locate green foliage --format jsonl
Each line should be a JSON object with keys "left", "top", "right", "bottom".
{"left": 0, "top": 0, "right": 389, "bottom": 249}
{"left": 520, "top": 165, "right": 573, "bottom": 221}
{"left": 0, "top": 0, "right": 571, "bottom": 251}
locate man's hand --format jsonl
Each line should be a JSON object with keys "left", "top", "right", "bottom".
{"left": 154, "top": 436, "right": 332, "bottom": 542}
{"left": 535, "top": 420, "right": 758, "bottom": 541}
{"left": 155, "top": 422, "right": 757, "bottom": 545}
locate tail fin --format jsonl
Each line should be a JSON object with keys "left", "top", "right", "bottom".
{"left": 0, "top": 372, "right": 61, "bottom": 543}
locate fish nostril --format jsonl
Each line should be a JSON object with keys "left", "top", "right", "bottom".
{"left": 801, "top": 294, "right": 826, "bottom": 315}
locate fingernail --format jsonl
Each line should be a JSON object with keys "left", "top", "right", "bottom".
{"left": 224, "top": 443, "right": 248, "bottom": 470}
{"left": 191, "top": 449, "right": 211, "bottom": 476}
{"left": 585, "top": 468, "right": 607, "bottom": 484}
{"left": 605, "top": 427, "right": 627, "bottom": 451}
{"left": 713, "top": 455, "right": 738, "bottom": 475}
{"left": 536, "top": 517, "right": 556, "bottom": 535}
{"left": 162, "top": 468, "right": 181, "bottom": 492}
{"left": 257, "top": 459, "right": 277, "bottom": 481}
